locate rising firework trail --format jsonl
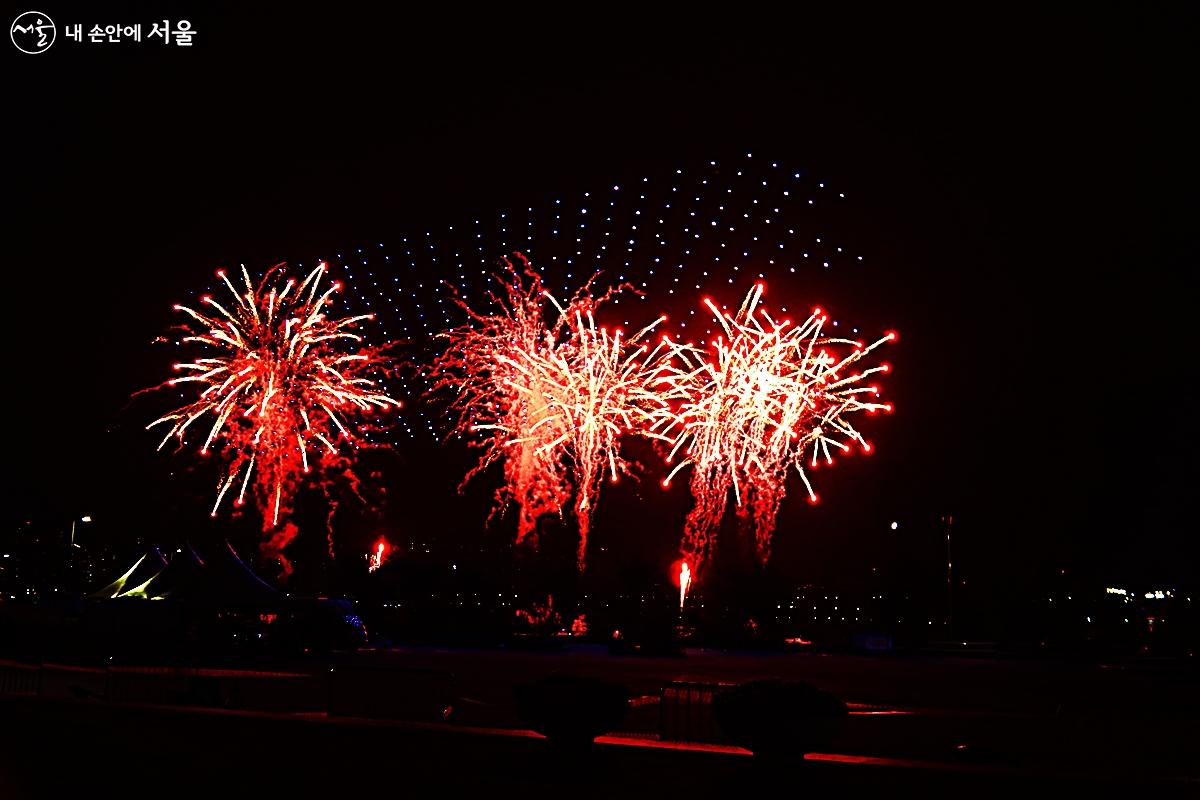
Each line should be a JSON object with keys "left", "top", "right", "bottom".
{"left": 650, "top": 283, "right": 894, "bottom": 568}
{"left": 367, "top": 536, "right": 392, "bottom": 572}
{"left": 431, "top": 254, "right": 671, "bottom": 568}
{"left": 147, "top": 263, "right": 402, "bottom": 574}
{"left": 678, "top": 560, "right": 692, "bottom": 610}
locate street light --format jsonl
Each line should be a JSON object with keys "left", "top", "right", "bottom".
{"left": 71, "top": 515, "right": 92, "bottom": 547}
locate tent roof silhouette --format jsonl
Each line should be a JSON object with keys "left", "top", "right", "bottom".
{"left": 87, "top": 547, "right": 168, "bottom": 599}
{"left": 134, "top": 543, "right": 205, "bottom": 600}
{"left": 89, "top": 541, "right": 286, "bottom": 608}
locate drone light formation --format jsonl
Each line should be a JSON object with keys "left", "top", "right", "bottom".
{"left": 431, "top": 254, "right": 672, "bottom": 567}
{"left": 651, "top": 282, "right": 894, "bottom": 568}
{"left": 147, "top": 263, "right": 402, "bottom": 573}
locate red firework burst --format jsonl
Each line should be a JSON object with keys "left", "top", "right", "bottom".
{"left": 430, "top": 254, "right": 670, "bottom": 567}
{"left": 147, "top": 263, "right": 401, "bottom": 574}
{"left": 651, "top": 283, "right": 894, "bottom": 568}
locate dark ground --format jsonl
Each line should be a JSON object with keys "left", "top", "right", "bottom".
{"left": 0, "top": 697, "right": 1189, "bottom": 799}
{"left": 3, "top": 646, "right": 1195, "bottom": 794}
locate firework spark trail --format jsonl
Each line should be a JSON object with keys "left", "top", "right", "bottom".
{"left": 651, "top": 283, "right": 894, "bottom": 568}
{"left": 430, "top": 254, "right": 572, "bottom": 548}
{"left": 430, "top": 254, "right": 671, "bottom": 567}
{"left": 529, "top": 297, "right": 671, "bottom": 566}
{"left": 147, "top": 263, "right": 402, "bottom": 575}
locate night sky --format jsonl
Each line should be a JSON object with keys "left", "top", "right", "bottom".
{"left": 8, "top": 8, "right": 1195, "bottom": 594}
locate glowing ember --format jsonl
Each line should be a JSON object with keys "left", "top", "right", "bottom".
{"left": 679, "top": 561, "right": 692, "bottom": 610}
{"left": 650, "top": 283, "right": 894, "bottom": 567}
{"left": 146, "top": 263, "right": 402, "bottom": 574}
{"left": 431, "top": 254, "right": 670, "bottom": 568}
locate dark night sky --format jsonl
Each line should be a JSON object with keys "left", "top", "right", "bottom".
{"left": 7, "top": 7, "right": 1196, "bottom": 593}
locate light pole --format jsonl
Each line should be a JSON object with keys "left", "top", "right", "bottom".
{"left": 70, "top": 515, "right": 92, "bottom": 548}
{"left": 942, "top": 514, "right": 954, "bottom": 632}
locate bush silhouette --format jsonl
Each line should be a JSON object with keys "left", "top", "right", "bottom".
{"left": 713, "top": 679, "right": 847, "bottom": 758}
{"left": 514, "top": 674, "right": 629, "bottom": 748}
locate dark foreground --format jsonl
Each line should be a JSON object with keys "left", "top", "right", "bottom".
{"left": 1, "top": 698, "right": 1188, "bottom": 799}
{"left": 2, "top": 647, "right": 1196, "bottom": 796}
